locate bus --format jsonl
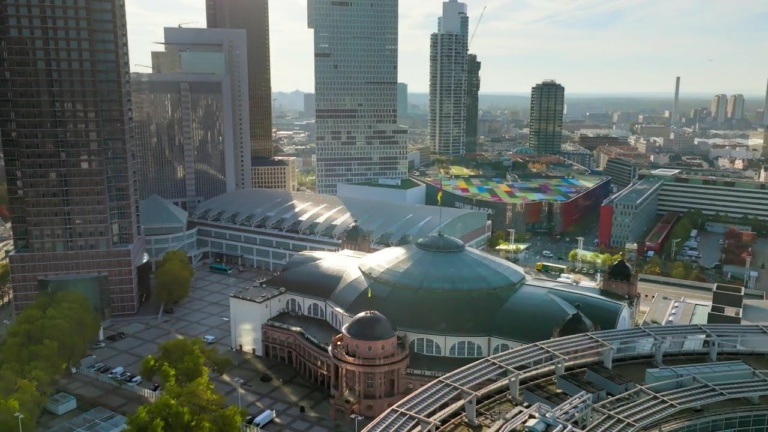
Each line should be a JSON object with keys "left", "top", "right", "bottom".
{"left": 536, "top": 262, "right": 567, "bottom": 274}
{"left": 209, "top": 263, "right": 232, "bottom": 275}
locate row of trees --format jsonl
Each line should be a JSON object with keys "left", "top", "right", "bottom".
{"left": 0, "top": 291, "right": 100, "bottom": 430}
{"left": 640, "top": 256, "right": 705, "bottom": 282}
{"left": 126, "top": 338, "right": 242, "bottom": 431}
{"left": 567, "top": 250, "right": 623, "bottom": 269}
{"left": 155, "top": 251, "right": 193, "bottom": 305}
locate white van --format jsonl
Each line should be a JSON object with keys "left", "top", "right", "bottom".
{"left": 203, "top": 335, "right": 216, "bottom": 344}
{"left": 253, "top": 410, "right": 276, "bottom": 428}
{"left": 108, "top": 367, "right": 125, "bottom": 378}
{"left": 542, "top": 251, "right": 553, "bottom": 258}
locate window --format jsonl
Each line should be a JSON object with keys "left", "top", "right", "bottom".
{"left": 307, "top": 303, "right": 325, "bottom": 319}
{"left": 449, "top": 341, "right": 483, "bottom": 358}
{"left": 409, "top": 338, "right": 442, "bottom": 356}
{"left": 287, "top": 298, "right": 302, "bottom": 314}
{"left": 492, "top": 343, "right": 511, "bottom": 355}
{"left": 366, "top": 373, "right": 374, "bottom": 389}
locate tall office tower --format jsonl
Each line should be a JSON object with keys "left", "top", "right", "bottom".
{"left": 206, "top": 0, "right": 273, "bottom": 159}
{"left": 132, "top": 73, "right": 235, "bottom": 211}
{"left": 152, "top": 27, "right": 251, "bottom": 190}
{"left": 397, "top": 83, "right": 409, "bottom": 119}
{"left": 0, "top": 0, "right": 144, "bottom": 315}
{"left": 726, "top": 94, "right": 745, "bottom": 120}
{"left": 308, "top": 0, "right": 407, "bottom": 195}
{"left": 429, "top": 0, "right": 469, "bottom": 156}
{"left": 764, "top": 79, "right": 768, "bottom": 126}
{"left": 528, "top": 80, "right": 566, "bottom": 155}
{"left": 303, "top": 93, "right": 316, "bottom": 118}
{"left": 465, "top": 54, "right": 481, "bottom": 154}
{"left": 710, "top": 94, "right": 728, "bottom": 124}
{"left": 671, "top": 76, "right": 680, "bottom": 125}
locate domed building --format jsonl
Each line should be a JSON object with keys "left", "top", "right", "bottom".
{"left": 230, "top": 234, "right": 633, "bottom": 418}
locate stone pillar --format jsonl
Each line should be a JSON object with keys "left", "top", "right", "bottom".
{"left": 603, "top": 346, "right": 615, "bottom": 369}
{"left": 654, "top": 341, "right": 665, "bottom": 365}
{"left": 708, "top": 339, "right": 718, "bottom": 362}
{"left": 464, "top": 394, "right": 477, "bottom": 426}
{"left": 508, "top": 374, "right": 520, "bottom": 399}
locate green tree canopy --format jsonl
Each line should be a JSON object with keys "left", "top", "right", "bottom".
{"left": 0, "top": 291, "right": 100, "bottom": 430}
{"left": 568, "top": 249, "right": 579, "bottom": 262}
{"left": 127, "top": 339, "right": 241, "bottom": 432}
{"left": 155, "top": 256, "right": 193, "bottom": 305}
{"left": 125, "top": 377, "right": 242, "bottom": 432}
{"left": 141, "top": 338, "right": 233, "bottom": 386}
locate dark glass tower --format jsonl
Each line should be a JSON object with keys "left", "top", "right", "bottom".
{"left": 465, "top": 54, "right": 481, "bottom": 154}
{"left": 206, "top": 0, "right": 273, "bottom": 159}
{"left": 528, "top": 80, "right": 565, "bottom": 155}
{"left": 0, "top": 0, "right": 144, "bottom": 315}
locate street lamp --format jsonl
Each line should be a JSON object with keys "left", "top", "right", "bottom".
{"left": 14, "top": 412, "right": 23, "bottom": 432}
{"left": 671, "top": 238, "right": 681, "bottom": 261}
{"left": 507, "top": 229, "right": 516, "bottom": 257}
{"left": 350, "top": 414, "right": 364, "bottom": 432}
{"left": 233, "top": 378, "right": 244, "bottom": 411}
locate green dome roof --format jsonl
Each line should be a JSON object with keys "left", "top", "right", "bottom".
{"left": 357, "top": 234, "right": 526, "bottom": 292}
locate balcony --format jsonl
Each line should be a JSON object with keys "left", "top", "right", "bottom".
{"left": 329, "top": 335, "right": 409, "bottom": 367}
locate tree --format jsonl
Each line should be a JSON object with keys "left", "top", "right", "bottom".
{"left": 127, "top": 339, "right": 241, "bottom": 432}
{"left": 0, "top": 291, "right": 99, "bottom": 429}
{"left": 487, "top": 231, "right": 508, "bottom": 249}
{"left": 643, "top": 256, "right": 662, "bottom": 275}
{"left": 568, "top": 249, "right": 579, "bottom": 263}
{"left": 141, "top": 338, "right": 232, "bottom": 386}
{"left": 155, "top": 253, "right": 193, "bottom": 305}
{"left": 600, "top": 253, "right": 614, "bottom": 269}
{"left": 670, "top": 261, "right": 688, "bottom": 280}
{"left": 125, "top": 377, "right": 243, "bottom": 432}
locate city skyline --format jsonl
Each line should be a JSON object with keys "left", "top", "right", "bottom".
{"left": 128, "top": 0, "right": 768, "bottom": 94}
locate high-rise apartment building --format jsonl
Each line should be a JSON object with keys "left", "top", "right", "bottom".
{"left": 206, "top": 0, "right": 273, "bottom": 159}
{"left": 465, "top": 54, "right": 481, "bottom": 154}
{"left": 528, "top": 80, "right": 565, "bottom": 155}
{"left": 429, "top": 0, "right": 469, "bottom": 156}
{"left": 132, "top": 73, "right": 235, "bottom": 210}
{"left": 308, "top": 0, "right": 407, "bottom": 195}
{"left": 0, "top": 0, "right": 145, "bottom": 315}
{"left": 151, "top": 27, "right": 251, "bottom": 190}
{"left": 397, "top": 83, "right": 408, "bottom": 119}
{"left": 726, "top": 94, "right": 745, "bottom": 120}
{"left": 711, "top": 94, "right": 728, "bottom": 124}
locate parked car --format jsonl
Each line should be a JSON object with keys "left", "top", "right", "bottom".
{"left": 116, "top": 332, "right": 127, "bottom": 339}
{"left": 203, "top": 335, "right": 216, "bottom": 344}
{"left": 151, "top": 383, "right": 162, "bottom": 392}
{"left": 116, "top": 372, "right": 131, "bottom": 381}
{"left": 107, "top": 367, "right": 125, "bottom": 378}
{"left": 260, "top": 374, "right": 273, "bottom": 383}
{"left": 128, "top": 376, "right": 143, "bottom": 386}
{"left": 89, "top": 363, "right": 105, "bottom": 371}
{"left": 122, "top": 373, "right": 135, "bottom": 383}
{"left": 91, "top": 342, "right": 106, "bottom": 349}
{"left": 97, "top": 365, "right": 112, "bottom": 374}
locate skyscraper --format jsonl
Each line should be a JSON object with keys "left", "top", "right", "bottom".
{"left": 764, "top": 79, "right": 768, "bottom": 126}
{"left": 528, "top": 80, "right": 565, "bottom": 155}
{"left": 308, "top": 0, "right": 407, "bottom": 195}
{"left": 0, "top": 0, "right": 144, "bottom": 315}
{"left": 132, "top": 72, "right": 234, "bottom": 210}
{"left": 465, "top": 54, "right": 481, "bottom": 154}
{"left": 726, "top": 94, "right": 745, "bottom": 120}
{"left": 671, "top": 76, "right": 680, "bottom": 125}
{"left": 429, "top": 0, "right": 469, "bottom": 156}
{"left": 151, "top": 27, "right": 252, "bottom": 190}
{"left": 206, "top": 0, "right": 273, "bottom": 159}
{"left": 397, "top": 83, "right": 409, "bottom": 120}
{"left": 710, "top": 94, "right": 728, "bottom": 124}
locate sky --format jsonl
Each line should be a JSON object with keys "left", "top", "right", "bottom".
{"left": 127, "top": 0, "right": 768, "bottom": 95}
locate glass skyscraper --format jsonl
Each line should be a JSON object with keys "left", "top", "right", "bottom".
{"left": 528, "top": 80, "right": 565, "bottom": 156}
{"left": 0, "top": 0, "right": 145, "bottom": 314}
{"left": 308, "top": 0, "right": 407, "bottom": 195}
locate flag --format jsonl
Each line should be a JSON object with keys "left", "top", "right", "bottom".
{"left": 368, "top": 287, "right": 372, "bottom": 298}
{"left": 437, "top": 183, "right": 443, "bottom": 207}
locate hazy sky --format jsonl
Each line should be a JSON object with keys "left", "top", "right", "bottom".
{"left": 127, "top": 0, "right": 768, "bottom": 95}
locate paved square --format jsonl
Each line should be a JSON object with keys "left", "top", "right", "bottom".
{"left": 74, "top": 266, "right": 368, "bottom": 431}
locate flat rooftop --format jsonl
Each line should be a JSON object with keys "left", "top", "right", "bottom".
{"left": 351, "top": 178, "right": 422, "bottom": 190}
{"left": 608, "top": 177, "right": 662, "bottom": 204}
{"left": 429, "top": 176, "right": 606, "bottom": 204}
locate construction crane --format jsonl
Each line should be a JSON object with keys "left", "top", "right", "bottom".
{"left": 178, "top": 21, "right": 199, "bottom": 28}
{"left": 469, "top": 6, "right": 487, "bottom": 48}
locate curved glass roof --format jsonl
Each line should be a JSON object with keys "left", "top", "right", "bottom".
{"left": 192, "top": 189, "right": 485, "bottom": 245}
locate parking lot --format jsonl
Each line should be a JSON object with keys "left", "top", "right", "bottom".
{"left": 69, "top": 265, "right": 351, "bottom": 432}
